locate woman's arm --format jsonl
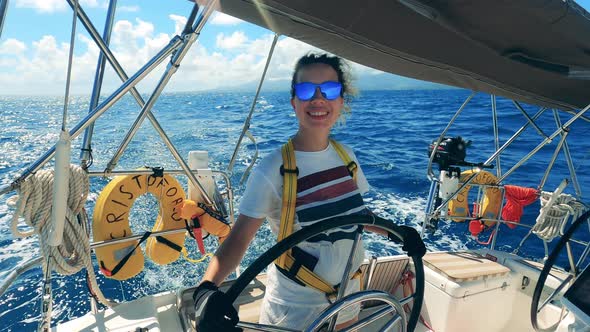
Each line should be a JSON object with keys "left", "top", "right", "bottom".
{"left": 361, "top": 209, "right": 389, "bottom": 236}
{"left": 364, "top": 224, "right": 388, "bottom": 236}
{"left": 201, "top": 214, "right": 264, "bottom": 286}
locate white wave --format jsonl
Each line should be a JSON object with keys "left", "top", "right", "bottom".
{"left": 364, "top": 191, "right": 467, "bottom": 253}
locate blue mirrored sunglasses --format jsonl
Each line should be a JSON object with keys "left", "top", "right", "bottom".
{"left": 293, "top": 81, "right": 343, "bottom": 101}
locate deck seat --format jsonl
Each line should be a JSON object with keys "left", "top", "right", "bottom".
{"left": 423, "top": 251, "right": 510, "bottom": 282}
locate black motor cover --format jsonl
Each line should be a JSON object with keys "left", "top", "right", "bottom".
{"left": 428, "top": 136, "right": 470, "bottom": 170}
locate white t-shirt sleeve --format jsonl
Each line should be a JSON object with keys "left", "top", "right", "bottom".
{"left": 238, "top": 163, "right": 281, "bottom": 219}
{"left": 345, "top": 145, "right": 370, "bottom": 195}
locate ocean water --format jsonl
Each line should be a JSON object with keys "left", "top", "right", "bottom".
{"left": 0, "top": 89, "right": 589, "bottom": 330}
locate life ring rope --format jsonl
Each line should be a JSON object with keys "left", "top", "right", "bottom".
{"left": 182, "top": 248, "right": 213, "bottom": 263}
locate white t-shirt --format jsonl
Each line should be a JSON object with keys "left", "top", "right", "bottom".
{"left": 239, "top": 141, "right": 370, "bottom": 306}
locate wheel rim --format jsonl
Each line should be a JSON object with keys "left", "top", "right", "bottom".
{"left": 530, "top": 210, "right": 590, "bottom": 331}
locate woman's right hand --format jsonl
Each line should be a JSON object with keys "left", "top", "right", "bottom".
{"left": 194, "top": 281, "right": 242, "bottom": 332}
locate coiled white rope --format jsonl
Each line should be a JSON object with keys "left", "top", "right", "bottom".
{"left": 11, "top": 164, "right": 116, "bottom": 307}
{"left": 533, "top": 191, "right": 586, "bottom": 242}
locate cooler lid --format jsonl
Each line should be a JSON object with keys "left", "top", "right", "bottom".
{"left": 424, "top": 252, "right": 510, "bottom": 282}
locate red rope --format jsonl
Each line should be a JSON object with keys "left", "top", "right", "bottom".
{"left": 502, "top": 185, "right": 538, "bottom": 229}
{"left": 475, "top": 229, "right": 496, "bottom": 245}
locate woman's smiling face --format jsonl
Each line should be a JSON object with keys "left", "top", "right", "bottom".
{"left": 291, "top": 63, "right": 344, "bottom": 133}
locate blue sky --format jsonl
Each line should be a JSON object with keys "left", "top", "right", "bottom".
{"left": 1, "top": 0, "right": 590, "bottom": 95}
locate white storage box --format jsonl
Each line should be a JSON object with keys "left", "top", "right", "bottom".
{"left": 421, "top": 252, "right": 513, "bottom": 332}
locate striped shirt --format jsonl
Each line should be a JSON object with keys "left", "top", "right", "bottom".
{"left": 296, "top": 164, "right": 367, "bottom": 243}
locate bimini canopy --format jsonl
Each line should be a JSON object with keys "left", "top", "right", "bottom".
{"left": 214, "top": 0, "right": 590, "bottom": 111}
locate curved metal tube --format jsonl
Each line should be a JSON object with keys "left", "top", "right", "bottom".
{"left": 0, "top": 257, "right": 43, "bottom": 297}
{"left": 426, "top": 91, "right": 475, "bottom": 180}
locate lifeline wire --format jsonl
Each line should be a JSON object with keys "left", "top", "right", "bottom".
{"left": 227, "top": 33, "right": 279, "bottom": 173}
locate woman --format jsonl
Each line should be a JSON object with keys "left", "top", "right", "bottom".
{"left": 194, "top": 53, "right": 374, "bottom": 331}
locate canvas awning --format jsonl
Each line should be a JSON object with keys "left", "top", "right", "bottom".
{"left": 214, "top": 0, "right": 590, "bottom": 110}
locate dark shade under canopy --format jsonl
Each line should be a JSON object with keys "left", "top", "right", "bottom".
{"left": 215, "top": 0, "right": 590, "bottom": 110}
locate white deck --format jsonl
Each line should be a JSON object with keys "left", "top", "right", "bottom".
{"left": 54, "top": 250, "right": 584, "bottom": 331}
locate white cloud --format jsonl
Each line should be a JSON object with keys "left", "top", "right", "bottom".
{"left": 0, "top": 39, "right": 28, "bottom": 55}
{"left": 170, "top": 34, "right": 319, "bottom": 92}
{"left": 169, "top": 14, "right": 188, "bottom": 36}
{"left": 215, "top": 31, "right": 248, "bottom": 49}
{"left": 111, "top": 18, "right": 157, "bottom": 66}
{"left": 0, "top": 15, "right": 377, "bottom": 95}
{"left": 210, "top": 12, "right": 243, "bottom": 26}
{"left": 15, "top": 0, "right": 107, "bottom": 13}
{"left": 5, "top": 35, "right": 92, "bottom": 94}
{"left": 119, "top": 5, "right": 140, "bottom": 13}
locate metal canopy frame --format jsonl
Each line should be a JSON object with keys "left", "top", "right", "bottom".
{"left": 0, "top": 0, "right": 8, "bottom": 38}
{"left": 0, "top": 0, "right": 223, "bottom": 213}
{"left": 0, "top": 2, "right": 241, "bottom": 328}
{"left": 423, "top": 92, "right": 590, "bottom": 266}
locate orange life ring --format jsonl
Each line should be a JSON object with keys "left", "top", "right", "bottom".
{"left": 93, "top": 173, "right": 186, "bottom": 280}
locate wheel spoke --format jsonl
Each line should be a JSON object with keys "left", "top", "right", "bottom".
{"left": 565, "top": 242, "right": 577, "bottom": 276}
{"left": 340, "top": 305, "right": 395, "bottom": 332}
{"left": 379, "top": 313, "right": 403, "bottom": 332}
{"left": 400, "top": 293, "right": 414, "bottom": 306}
{"left": 538, "top": 274, "right": 573, "bottom": 313}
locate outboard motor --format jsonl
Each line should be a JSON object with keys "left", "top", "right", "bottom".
{"left": 428, "top": 137, "right": 470, "bottom": 221}
{"left": 425, "top": 137, "right": 493, "bottom": 232}
{"left": 428, "top": 136, "right": 470, "bottom": 171}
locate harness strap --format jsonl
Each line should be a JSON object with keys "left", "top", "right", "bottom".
{"left": 276, "top": 246, "right": 335, "bottom": 293}
{"left": 185, "top": 219, "right": 206, "bottom": 254}
{"left": 275, "top": 138, "right": 359, "bottom": 294}
{"left": 155, "top": 235, "right": 183, "bottom": 252}
{"left": 197, "top": 201, "right": 228, "bottom": 224}
{"left": 276, "top": 139, "right": 298, "bottom": 268}
{"left": 100, "top": 231, "right": 151, "bottom": 277}
{"left": 276, "top": 251, "right": 364, "bottom": 296}
{"left": 330, "top": 139, "right": 357, "bottom": 181}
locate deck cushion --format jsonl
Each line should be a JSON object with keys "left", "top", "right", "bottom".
{"left": 424, "top": 252, "right": 510, "bottom": 282}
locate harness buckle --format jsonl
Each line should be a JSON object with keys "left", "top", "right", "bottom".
{"left": 346, "top": 161, "right": 357, "bottom": 177}
{"left": 280, "top": 164, "right": 299, "bottom": 176}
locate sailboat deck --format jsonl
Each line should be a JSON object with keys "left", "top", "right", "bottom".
{"left": 54, "top": 250, "right": 578, "bottom": 331}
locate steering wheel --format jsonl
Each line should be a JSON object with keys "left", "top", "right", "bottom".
{"left": 531, "top": 210, "right": 590, "bottom": 331}
{"left": 225, "top": 215, "right": 425, "bottom": 332}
